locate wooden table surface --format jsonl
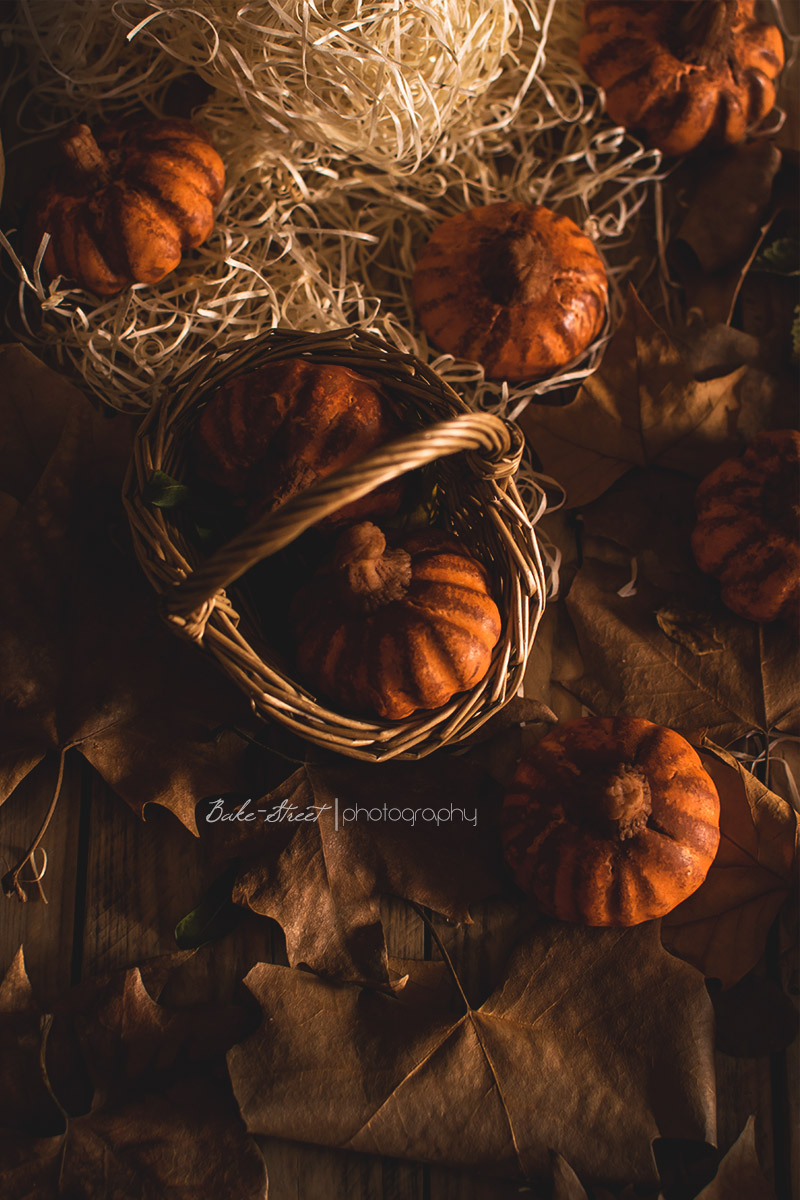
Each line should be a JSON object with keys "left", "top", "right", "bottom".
{"left": 1, "top": 717, "right": 797, "bottom": 1199}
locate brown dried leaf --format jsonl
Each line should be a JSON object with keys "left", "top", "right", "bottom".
{"left": 218, "top": 759, "right": 503, "bottom": 984}
{"left": 387, "top": 957, "right": 453, "bottom": 1009}
{"left": 672, "top": 141, "right": 781, "bottom": 275}
{"left": 0, "top": 953, "right": 267, "bottom": 1200}
{"left": 458, "top": 696, "right": 558, "bottom": 744}
{"left": 227, "top": 920, "right": 716, "bottom": 1187}
{"left": 551, "top": 1153, "right": 590, "bottom": 1199}
{"left": 655, "top": 606, "right": 724, "bottom": 656}
{"left": 562, "top": 557, "right": 799, "bottom": 746}
{"left": 662, "top": 743, "right": 799, "bottom": 988}
{"left": 55, "top": 1084, "right": 266, "bottom": 1200}
{"left": 520, "top": 288, "right": 747, "bottom": 509}
{"left": 561, "top": 469, "right": 799, "bottom": 745}
{"left": 462, "top": 693, "right": 558, "bottom": 788}
{"left": 0, "top": 949, "right": 63, "bottom": 1136}
{"left": 0, "top": 346, "right": 256, "bottom": 834}
{"left": 578, "top": 467, "right": 699, "bottom": 584}
{"left": 551, "top": 1154, "right": 661, "bottom": 1200}
{"left": 695, "top": 1117, "right": 774, "bottom": 1199}
{"left": 0, "top": 345, "right": 117, "bottom": 505}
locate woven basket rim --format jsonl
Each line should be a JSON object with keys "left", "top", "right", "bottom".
{"left": 123, "top": 325, "right": 547, "bottom": 761}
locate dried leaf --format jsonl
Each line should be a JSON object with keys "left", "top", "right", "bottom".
{"left": 551, "top": 1155, "right": 661, "bottom": 1200}
{"left": 216, "top": 759, "right": 503, "bottom": 984}
{"left": 54, "top": 1084, "right": 267, "bottom": 1200}
{"left": 655, "top": 606, "right": 724, "bottom": 656}
{"left": 0, "top": 949, "right": 63, "bottom": 1136}
{"left": 695, "top": 1117, "right": 774, "bottom": 1199}
{"left": 460, "top": 694, "right": 558, "bottom": 788}
{"left": 681, "top": 323, "right": 766, "bottom": 378}
{"left": 458, "top": 696, "right": 558, "bottom": 744}
{"left": 562, "top": 469, "right": 799, "bottom": 745}
{"left": 0, "top": 346, "right": 256, "bottom": 835}
{"left": 228, "top": 920, "right": 716, "bottom": 1187}
{"left": 551, "top": 1152, "right": 590, "bottom": 1199}
{"left": 562, "top": 557, "right": 799, "bottom": 746}
{"left": 672, "top": 142, "right": 781, "bottom": 274}
{"left": 0, "top": 953, "right": 267, "bottom": 1200}
{"left": 663, "top": 743, "right": 799, "bottom": 988}
{"left": 0, "top": 345, "right": 120, "bottom": 506}
{"left": 387, "top": 957, "right": 454, "bottom": 1009}
{"left": 578, "top": 468, "right": 704, "bottom": 586}
{"left": 520, "top": 288, "right": 747, "bottom": 509}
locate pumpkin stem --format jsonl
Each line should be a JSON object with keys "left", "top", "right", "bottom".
{"left": 598, "top": 765, "right": 652, "bottom": 840}
{"left": 480, "top": 228, "right": 553, "bottom": 307}
{"left": 680, "top": 0, "right": 737, "bottom": 69}
{"left": 330, "top": 522, "right": 412, "bottom": 616}
{"left": 59, "top": 123, "right": 112, "bottom": 185}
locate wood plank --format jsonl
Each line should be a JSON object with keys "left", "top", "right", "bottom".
{"left": 714, "top": 1051, "right": 774, "bottom": 1173}
{"left": 0, "top": 752, "right": 84, "bottom": 1005}
{"left": 79, "top": 769, "right": 281, "bottom": 999}
{"left": 80, "top": 771, "right": 209, "bottom": 978}
{"left": 778, "top": 901, "right": 799, "bottom": 1200}
{"left": 258, "top": 1141, "right": 390, "bottom": 1200}
{"left": 427, "top": 1165, "right": 544, "bottom": 1198}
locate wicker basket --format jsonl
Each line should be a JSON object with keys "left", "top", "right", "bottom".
{"left": 123, "top": 328, "right": 547, "bottom": 761}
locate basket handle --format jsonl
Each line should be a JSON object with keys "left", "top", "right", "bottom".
{"left": 164, "top": 411, "right": 523, "bottom": 639}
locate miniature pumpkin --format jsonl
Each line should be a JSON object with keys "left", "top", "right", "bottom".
{"left": 192, "top": 358, "right": 405, "bottom": 525}
{"left": 580, "top": 0, "right": 785, "bottom": 157}
{"left": 502, "top": 717, "right": 720, "bottom": 926}
{"left": 412, "top": 201, "right": 608, "bottom": 381}
{"left": 291, "top": 522, "right": 502, "bottom": 719}
{"left": 30, "top": 118, "right": 225, "bottom": 295}
{"left": 691, "top": 429, "right": 800, "bottom": 623}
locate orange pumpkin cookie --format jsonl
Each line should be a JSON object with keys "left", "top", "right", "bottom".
{"left": 192, "top": 358, "right": 405, "bottom": 525}
{"left": 502, "top": 717, "right": 720, "bottom": 926}
{"left": 291, "top": 522, "right": 501, "bottom": 719}
{"left": 412, "top": 201, "right": 608, "bottom": 381}
{"left": 580, "top": 0, "right": 784, "bottom": 157}
{"left": 31, "top": 118, "right": 225, "bottom": 295}
{"left": 692, "top": 429, "right": 800, "bottom": 623}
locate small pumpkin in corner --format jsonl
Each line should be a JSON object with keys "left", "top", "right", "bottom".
{"left": 691, "top": 429, "right": 800, "bottom": 624}
{"left": 580, "top": 0, "right": 784, "bottom": 157}
{"left": 290, "top": 521, "right": 502, "bottom": 720}
{"left": 501, "top": 717, "right": 720, "bottom": 926}
{"left": 30, "top": 117, "right": 225, "bottom": 295}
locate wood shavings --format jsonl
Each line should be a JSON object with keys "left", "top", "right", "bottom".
{"left": 1, "top": 0, "right": 666, "bottom": 419}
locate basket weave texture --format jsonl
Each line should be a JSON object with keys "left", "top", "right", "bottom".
{"left": 123, "top": 328, "right": 547, "bottom": 761}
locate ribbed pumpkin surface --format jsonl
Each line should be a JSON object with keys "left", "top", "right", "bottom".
{"left": 412, "top": 201, "right": 607, "bottom": 382}
{"left": 192, "top": 359, "right": 405, "bottom": 524}
{"left": 579, "top": 0, "right": 784, "bottom": 156}
{"left": 502, "top": 717, "right": 720, "bottom": 926}
{"left": 291, "top": 524, "right": 502, "bottom": 720}
{"left": 692, "top": 429, "right": 800, "bottom": 624}
{"left": 32, "top": 118, "right": 225, "bottom": 296}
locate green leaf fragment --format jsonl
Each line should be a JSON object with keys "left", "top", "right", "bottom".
{"left": 175, "top": 861, "right": 243, "bottom": 950}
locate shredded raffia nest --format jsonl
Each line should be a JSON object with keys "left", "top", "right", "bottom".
{"left": 0, "top": 0, "right": 667, "bottom": 432}
{"left": 116, "top": 0, "right": 527, "bottom": 172}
